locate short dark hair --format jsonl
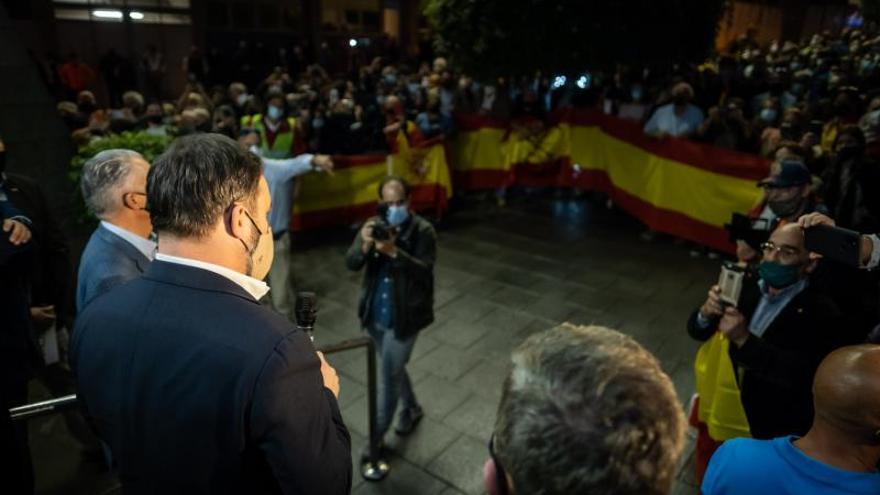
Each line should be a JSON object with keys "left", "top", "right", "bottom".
{"left": 147, "top": 133, "right": 262, "bottom": 238}
{"left": 494, "top": 323, "right": 686, "bottom": 495}
{"left": 377, "top": 175, "right": 410, "bottom": 200}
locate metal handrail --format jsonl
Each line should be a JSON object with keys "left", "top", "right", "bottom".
{"left": 8, "top": 335, "right": 389, "bottom": 481}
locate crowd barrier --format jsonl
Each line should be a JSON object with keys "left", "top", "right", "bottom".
{"left": 290, "top": 110, "right": 770, "bottom": 253}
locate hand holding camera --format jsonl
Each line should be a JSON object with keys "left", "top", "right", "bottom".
{"left": 699, "top": 285, "right": 725, "bottom": 320}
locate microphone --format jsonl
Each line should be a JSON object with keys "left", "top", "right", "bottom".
{"left": 295, "top": 291, "right": 318, "bottom": 340}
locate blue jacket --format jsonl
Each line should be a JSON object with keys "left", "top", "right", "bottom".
{"left": 76, "top": 224, "right": 150, "bottom": 311}
{"left": 70, "top": 260, "right": 352, "bottom": 494}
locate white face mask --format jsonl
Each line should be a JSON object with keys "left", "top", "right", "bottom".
{"left": 237, "top": 93, "right": 248, "bottom": 106}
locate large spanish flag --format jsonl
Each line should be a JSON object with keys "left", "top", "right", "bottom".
{"left": 451, "top": 110, "right": 769, "bottom": 252}
{"left": 292, "top": 136, "right": 453, "bottom": 230}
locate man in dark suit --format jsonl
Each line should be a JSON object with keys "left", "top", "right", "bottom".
{"left": 688, "top": 223, "right": 863, "bottom": 439}
{"left": 76, "top": 149, "right": 154, "bottom": 311}
{"left": 1, "top": 136, "right": 71, "bottom": 327}
{"left": 71, "top": 134, "right": 351, "bottom": 494}
{"left": 0, "top": 215, "right": 38, "bottom": 495}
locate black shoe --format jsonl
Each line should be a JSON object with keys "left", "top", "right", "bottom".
{"left": 394, "top": 405, "right": 424, "bottom": 436}
{"left": 360, "top": 440, "right": 389, "bottom": 462}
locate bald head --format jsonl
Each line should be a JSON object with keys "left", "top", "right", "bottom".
{"left": 813, "top": 345, "right": 880, "bottom": 444}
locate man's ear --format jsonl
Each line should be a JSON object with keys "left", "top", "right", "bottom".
{"left": 227, "top": 203, "right": 249, "bottom": 241}
{"left": 804, "top": 256, "right": 819, "bottom": 275}
{"left": 123, "top": 192, "right": 146, "bottom": 211}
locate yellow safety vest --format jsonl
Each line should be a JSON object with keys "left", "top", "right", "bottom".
{"left": 241, "top": 114, "right": 297, "bottom": 159}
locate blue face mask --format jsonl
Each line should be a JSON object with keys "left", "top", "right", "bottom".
{"left": 760, "top": 108, "right": 778, "bottom": 123}
{"left": 384, "top": 74, "right": 398, "bottom": 86}
{"left": 267, "top": 105, "right": 283, "bottom": 121}
{"left": 758, "top": 261, "right": 801, "bottom": 289}
{"left": 312, "top": 117, "right": 324, "bottom": 129}
{"left": 387, "top": 204, "right": 409, "bottom": 226}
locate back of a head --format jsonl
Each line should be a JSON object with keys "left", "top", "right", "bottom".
{"left": 147, "top": 133, "right": 261, "bottom": 239}
{"left": 494, "top": 323, "right": 686, "bottom": 495}
{"left": 80, "top": 149, "right": 144, "bottom": 219}
{"left": 813, "top": 345, "right": 880, "bottom": 444}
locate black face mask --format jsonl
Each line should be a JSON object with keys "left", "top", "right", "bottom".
{"left": 147, "top": 115, "right": 164, "bottom": 125}
{"left": 212, "top": 126, "right": 236, "bottom": 139}
{"left": 673, "top": 95, "right": 687, "bottom": 106}
{"left": 768, "top": 195, "right": 804, "bottom": 218}
{"left": 0, "top": 152, "right": 6, "bottom": 173}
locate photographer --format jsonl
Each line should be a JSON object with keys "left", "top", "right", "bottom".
{"left": 345, "top": 176, "right": 436, "bottom": 457}
{"left": 688, "top": 223, "right": 858, "bottom": 441}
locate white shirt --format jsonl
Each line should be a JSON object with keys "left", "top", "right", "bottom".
{"left": 643, "top": 102, "right": 705, "bottom": 138}
{"left": 155, "top": 253, "right": 270, "bottom": 301}
{"left": 101, "top": 221, "right": 157, "bottom": 261}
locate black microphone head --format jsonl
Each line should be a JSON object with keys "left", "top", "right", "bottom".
{"left": 295, "top": 291, "right": 318, "bottom": 331}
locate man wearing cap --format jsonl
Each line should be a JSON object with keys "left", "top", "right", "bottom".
{"left": 735, "top": 159, "right": 820, "bottom": 263}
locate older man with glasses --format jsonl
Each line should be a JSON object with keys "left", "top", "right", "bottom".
{"left": 689, "top": 223, "right": 866, "bottom": 440}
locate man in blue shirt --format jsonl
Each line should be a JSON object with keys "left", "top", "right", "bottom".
{"left": 703, "top": 344, "right": 880, "bottom": 494}
{"left": 241, "top": 131, "right": 333, "bottom": 318}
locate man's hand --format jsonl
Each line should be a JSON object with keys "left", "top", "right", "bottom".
{"left": 375, "top": 230, "right": 398, "bottom": 258}
{"left": 360, "top": 220, "right": 376, "bottom": 254}
{"left": 317, "top": 352, "right": 340, "bottom": 399}
{"left": 699, "top": 285, "right": 725, "bottom": 320}
{"left": 798, "top": 212, "right": 835, "bottom": 229}
{"left": 718, "top": 306, "right": 749, "bottom": 347}
{"left": 243, "top": 133, "right": 260, "bottom": 148}
{"left": 311, "top": 154, "right": 335, "bottom": 175}
{"left": 30, "top": 305, "right": 56, "bottom": 333}
{"left": 3, "top": 219, "right": 32, "bottom": 245}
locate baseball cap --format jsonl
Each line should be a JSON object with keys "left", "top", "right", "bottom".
{"left": 759, "top": 159, "right": 811, "bottom": 188}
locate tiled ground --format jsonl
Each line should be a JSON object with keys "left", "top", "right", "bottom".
{"left": 27, "top": 193, "right": 716, "bottom": 494}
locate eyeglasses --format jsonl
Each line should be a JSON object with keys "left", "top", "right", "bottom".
{"left": 487, "top": 434, "right": 510, "bottom": 495}
{"left": 760, "top": 241, "right": 802, "bottom": 262}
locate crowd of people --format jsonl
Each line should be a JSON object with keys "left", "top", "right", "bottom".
{"left": 4, "top": 16, "right": 880, "bottom": 495}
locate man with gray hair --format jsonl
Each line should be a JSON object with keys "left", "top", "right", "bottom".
{"left": 76, "top": 149, "right": 153, "bottom": 310}
{"left": 484, "top": 323, "right": 687, "bottom": 495}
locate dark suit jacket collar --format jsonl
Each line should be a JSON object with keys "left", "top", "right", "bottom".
{"left": 96, "top": 223, "right": 151, "bottom": 272}
{"left": 143, "top": 260, "right": 259, "bottom": 304}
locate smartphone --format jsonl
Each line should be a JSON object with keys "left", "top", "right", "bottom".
{"left": 718, "top": 262, "right": 745, "bottom": 306}
{"left": 805, "top": 225, "right": 861, "bottom": 268}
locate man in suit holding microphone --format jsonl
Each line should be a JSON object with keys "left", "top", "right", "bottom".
{"left": 71, "top": 133, "right": 351, "bottom": 494}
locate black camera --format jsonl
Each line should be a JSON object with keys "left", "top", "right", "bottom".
{"left": 725, "top": 213, "right": 774, "bottom": 251}
{"left": 371, "top": 220, "right": 393, "bottom": 241}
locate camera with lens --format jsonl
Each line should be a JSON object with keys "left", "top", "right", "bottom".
{"left": 371, "top": 220, "right": 394, "bottom": 241}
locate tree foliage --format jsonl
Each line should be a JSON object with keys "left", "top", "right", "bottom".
{"left": 425, "top": 0, "right": 729, "bottom": 79}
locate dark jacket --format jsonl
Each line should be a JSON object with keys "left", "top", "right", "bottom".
{"left": 3, "top": 173, "right": 72, "bottom": 323}
{"left": 346, "top": 213, "right": 436, "bottom": 339}
{"left": 70, "top": 261, "right": 352, "bottom": 494}
{"left": 820, "top": 156, "right": 880, "bottom": 234}
{"left": 687, "top": 280, "right": 858, "bottom": 440}
{"left": 0, "top": 235, "right": 40, "bottom": 393}
{"left": 76, "top": 223, "right": 151, "bottom": 311}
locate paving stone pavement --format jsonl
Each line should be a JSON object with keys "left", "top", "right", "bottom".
{"left": 28, "top": 194, "right": 713, "bottom": 494}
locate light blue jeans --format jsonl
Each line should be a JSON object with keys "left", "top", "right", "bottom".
{"left": 366, "top": 323, "right": 418, "bottom": 437}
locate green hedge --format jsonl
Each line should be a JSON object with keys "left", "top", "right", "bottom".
{"left": 69, "top": 132, "right": 173, "bottom": 224}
